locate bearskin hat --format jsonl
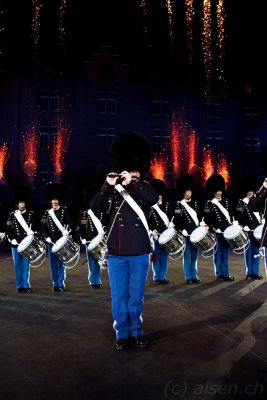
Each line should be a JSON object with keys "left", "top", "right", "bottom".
{"left": 150, "top": 179, "right": 166, "bottom": 195}
{"left": 176, "top": 174, "right": 195, "bottom": 195}
{"left": 45, "top": 183, "right": 63, "bottom": 202}
{"left": 238, "top": 174, "right": 258, "bottom": 197}
{"left": 109, "top": 131, "right": 150, "bottom": 176}
{"left": 13, "top": 183, "right": 32, "bottom": 205}
{"left": 205, "top": 174, "right": 225, "bottom": 194}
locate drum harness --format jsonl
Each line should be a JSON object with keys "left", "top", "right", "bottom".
{"left": 14, "top": 210, "right": 33, "bottom": 236}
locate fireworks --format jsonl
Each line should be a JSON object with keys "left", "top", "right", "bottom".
{"left": 59, "top": 0, "right": 67, "bottom": 52}
{"left": 202, "top": 0, "right": 212, "bottom": 97}
{"left": 202, "top": 147, "right": 214, "bottom": 183}
{"left": 139, "top": 0, "right": 149, "bottom": 45}
{"left": 188, "top": 130, "right": 198, "bottom": 173}
{"left": 51, "top": 108, "right": 71, "bottom": 182}
{"left": 165, "top": 0, "right": 174, "bottom": 53}
{"left": 217, "top": 153, "right": 230, "bottom": 188}
{"left": 150, "top": 154, "right": 167, "bottom": 181}
{"left": 185, "top": 0, "right": 194, "bottom": 66}
{"left": 31, "top": 0, "right": 42, "bottom": 60}
{"left": 22, "top": 122, "right": 39, "bottom": 178}
{"left": 216, "top": 0, "right": 225, "bottom": 88}
{"left": 170, "top": 114, "right": 182, "bottom": 178}
{"left": 0, "top": 143, "right": 8, "bottom": 181}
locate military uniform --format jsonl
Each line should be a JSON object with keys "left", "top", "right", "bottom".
{"left": 90, "top": 131, "right": 158, "bottom": 350}
{"left": 205, "top": 174, "right": 235, "bottom": 281}
{"left": 148, "top": 179, "right": 173, "bottom": 284}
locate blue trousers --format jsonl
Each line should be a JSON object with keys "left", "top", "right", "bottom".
{"left": 47, "top": 244, "right": 66, "bottom": 288}
{"left": 152, "top": 241, "right": 169, "bottom": 280}
{"left": 107, "top": 253, "right": 150, "bottom": 339}
{"left": 86, "top": 250, "right": 102, "bottom": 285}
{"left": 213, "top": 233, "right": 230, "bottom": 277}
{"left": 243, "top": 232, "right": 260, "bottom": 275}
{"left": 183, "top": 236, "right": 199, "bottom": 280}
{"left": 11, "top": 247, "right": 31, "bottom": 289}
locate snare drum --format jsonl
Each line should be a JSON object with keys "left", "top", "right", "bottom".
{"left": 253, "top": 224, "right": 264, "bottom": 244}
{"left": 17, "top": 235, "right": 46, "bottom": 267}
{"left": 158, "top": 228, "right": 185, "bottom": 256}
{"left": 87, "top": 234, "right": 107, "bottom": 269}
{"left": 223, "top": 224, "right": 249, "bottom": 254}
{"left": 52, "top": 236, "right": 80, "bottom": 269}
{"left": 190, "top": 226, "right": 216, "bottom": 256}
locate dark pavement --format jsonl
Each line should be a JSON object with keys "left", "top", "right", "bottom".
{"left": 0, "top": 247, "right": 267, "bottom": 400}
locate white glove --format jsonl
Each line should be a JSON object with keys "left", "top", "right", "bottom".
{"left": 200, "top": 220, "right": 206, "bottom": 227}
{"left": 168, "top": 221, "right": 175, "bottom": 228}
{"left": 46, "top": 237, "right": 52, "bottom": 243}
{"left": 27, "top": 229, "right": 34, "bottom": 235}
{"left": 243, "top": 226, "right": 250, "bottom": 232}
{"left": 11, "top": 239, "right": 18, "bottom": 245}
{"left": 261, "top": 218, "right": 265, "bottom": 225}
{"left": 263, "top": 179, "right": 267, "bottom": 189}
{"left": 182, "top": 229, "right": 188, "bottom": 236}
{"left": 232, "top": 220, "right": 239, "bottom": 226}
{"left": 0, "top": 232, "right": 5, "bottom": 240}
{"left": 62, "top": 229, "right": 69, "bottom": 236}
{"left": 216, "top": 228, "right": 222, "bottom": 233}
{"left": 81, "top": 238, "right": 87, "bottom": 245}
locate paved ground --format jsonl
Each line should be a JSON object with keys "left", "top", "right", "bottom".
{"left": 0, "top": 246, "right": 267, "bottom": 400}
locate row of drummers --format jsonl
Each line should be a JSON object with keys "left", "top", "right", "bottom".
{"left": 149, "top": 173, "right": 266, "bottom": 284}
{"left": 0, "top": 173, "right": 266, "bottom": 292}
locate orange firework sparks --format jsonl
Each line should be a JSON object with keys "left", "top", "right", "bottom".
{"left": 150, "top": 154, "right": 166, "bottom": 181}
{"left": 31, "top": 0, "right": 42, "bottom": 60}
{"left": 202, "top": 147, "right": 214, "bottom": 183}
{"left": 170, "top": 116, "right": 181, "bottom": 178}
{"left": 217, "top": 154, "right": 230, "bottom": 188}
{"left": 202, "top": 0, "right": 212, "bottom": 96}
{"left": 52, "top": 114, "right": 71, "bottom": 181}
{"left": 59, "top": 0, "right": 67, "bottom": 51}
{"left": 188, "top": 130, "right": 198, "bottom": 173}
{"left": 139, "top": 0, "right": 149, "bottom": 45}
{"left": 0, "top": 143, "right": 8, "bottom": 180}
{"left": 22, "top": 123, "right": 39, "bottom": 177}
{"left": 216, "top": 0, "right": 225, "bottom": 88}
{"left": 185, "top": 0, "right": 194, "bottom": 66}
{"left": 165, "top": 0, "right": 174, "bottom": 53}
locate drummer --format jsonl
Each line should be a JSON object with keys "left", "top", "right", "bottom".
{"left": 148, "top": 179, "right": 173, "bottom": 284}
{"left": 173, "top": 175, "right": 203, "bottom": 284}
{"left": 204, "top": 174, "right": 235, "bottom": 281}
{"left": 41, "top": 183, "right": 74, "bottom": 292}
{"left": 236, "top": 175, "right": 263, "bottom": 279}
{"left": 6, "top": 184, "right": 38, "bottom": 293}
{"left": 79, "top": 181, "right": 107, "bottom": 289}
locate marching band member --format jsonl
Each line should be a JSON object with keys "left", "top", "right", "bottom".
{"left": 79, "top": 183, "right": 107, "bottom": 289}
{"left": 6, "top": 184, "right": 37, "bottom": 293}
{"left": 204, "top": 174, "right": 235, "bottom": 281}
{"left": 248, "top": 177, "right": 267, "bottom": 274}
{"left": 90, "top": 132, "right": 158, "bottom": 350}
{"left": 148, "top": 179, "right": 173, "bottom": 284}
{"left": 236, "top": 175, "right": 263, "bottom": 279}
{"left": 41, "top": 183, "right": 74, "bottom": 292}
{"left": 174, "top": 174, "right": 203, "bottom": 284}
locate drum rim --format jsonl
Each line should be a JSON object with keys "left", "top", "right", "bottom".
{"left": 190, "top": 226, "right": 207, "bottom": 243}
{"left": 88, "top": 234, "right": 105, "bottom": 250}
{"left": 158, "top": 227, "right": 176, "bottom": 245}
{"left": 52, "top": 236, "right": 69, "bottom": 252}
{"left": 17, "top": 235, "right": 34, "bottom": 252}
{"left": 223, "top": 225, "right": 242, "bottom": 240}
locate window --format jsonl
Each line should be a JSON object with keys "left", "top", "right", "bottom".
{"left": 97, "top": 92, "right": 117, "bottom": 114}
{"left": 244, "top": 137, "right": 260, "bottom": 153}
{"left": 153, "top": 129, "right": 170, "bottom": 153}
{"left": 39, "top": 89, "right": 59, "bottom": 113}
{"left": 205, "top": 130, "right": 223, "bottom": 153}
{"left": 205, "top": 97, "right": 223, "bottom": 119}
{"left": 40, "top": 126, "right": 49, "bottom": 149}
{"left": 242, "top": 106, "right": 260, "bottom": 128}
{"left": 152, "top": 95, "right": 171, "bottom": 116}
{"left": 98, "top": 128, "right": 117, "bottom": 150}
{"left": 38, "top": 164, "right": 55, "bottom": 188}
{"left": 50, "top": 126, "right": 58, "bottom": 148}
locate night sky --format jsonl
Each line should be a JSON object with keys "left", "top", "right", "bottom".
{"left": 0, "top": 0, "right": 266, "bottom": 88}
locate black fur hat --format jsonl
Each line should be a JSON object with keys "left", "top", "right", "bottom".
{"left": 238, "top": 174, "right": 258, "bottom": 197}
{"left": 45, "top": 183, "right": 63, "bottom": 202}
{"left": 13, "top": 183, "right": 32, "bottom": 205}
{"left": 206, "top": 174, "right": 225, "bottom": 194}
{"left": 110, "top": 131, "right": 150, "bottom": 176}
{"left": 150, "top": 179, "right": 166, "bottom": 195}
{"left": 176, "top": 174, "right": 195, "bottom": 195}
